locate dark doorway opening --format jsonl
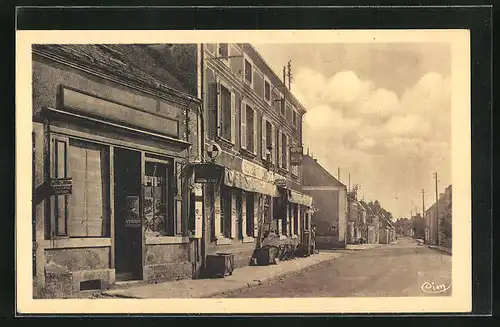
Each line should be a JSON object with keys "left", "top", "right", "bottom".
{"left": 114, "top": 148, "right": 142, "bottom": 281}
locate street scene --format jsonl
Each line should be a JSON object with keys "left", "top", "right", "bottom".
{"left": 30, "top": 40, "right": 452, "bottom": 300}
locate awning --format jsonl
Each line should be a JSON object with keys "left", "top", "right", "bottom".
{"left": 288, "top": 189, "right": 313, "bottom": 207}
{"left": 223, "top": 168, "right": 278, "bottom": 197}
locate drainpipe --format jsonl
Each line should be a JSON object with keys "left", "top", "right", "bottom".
{"left": 199, "top": 43, "right": 207, "bottom": 272}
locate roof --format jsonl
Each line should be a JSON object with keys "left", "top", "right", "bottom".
{"left": 32, "top": 44, "right": 199, "bottom": 102}
{"left": 301, "top": 155, "right": 346, "bottom": 188}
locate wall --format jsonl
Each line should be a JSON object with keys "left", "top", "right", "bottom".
{"left": 32, "top": 52, "right": 199, "bottom": 297}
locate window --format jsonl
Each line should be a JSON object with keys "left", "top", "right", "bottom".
{"left": 245, "top": 104, "right": 255, "bottom": 152}
{"left": 261, "top": 118, "right": 274, "bottom": 161}
{"left": 276, "top": 128, "right": 281, "bottom": 167}
{"left": 281, "top": 207, "right": 288, "bottom": 236}
{"left": 292, "top": 110, "right": 297, "bottom": 128}
{"left": 220, "top": 84, "right": 232, "bottom": 141}
{"left": 281, "top": 99, "right": 286, "bottom": 116}
{"left": 220, "top": 186, "right": 232, "bottom": 238}
{"left": 293, "top": 205, "right": 299, "bottom": 235}
{"left": 66, "top": 139, "right": 110, "bottom": 237}
{"left": 281, "top": 133, "right": 288, "bottom": 170}
{"left": 265, "top": 121, "right": 273, "bottom": 151}
{"left": 264, "top": 80, "right": 271, "bottom": 102}
{"left": 244, "top": 58, "right": 252, "bottom": 85}
{"left": 246, "top": 192, "right": 254, "bottom": 237}
{"left": 144, "top": 160, "right": 177, "bottom": 236}
{"left": 218, "top": 43, "right": 228, "bottom": 58}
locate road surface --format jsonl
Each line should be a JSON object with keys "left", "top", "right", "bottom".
{"left": 215, "top": 237, "right": 452, "bottom": 298}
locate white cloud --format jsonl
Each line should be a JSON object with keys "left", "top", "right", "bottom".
{"left": 324, "top": 70, "right": 374, "bottom": 104}
{"left": 384, "top": 114, "right": 432, "bottom": 137}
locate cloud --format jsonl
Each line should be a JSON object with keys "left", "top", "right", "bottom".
{"left": 298, "top": 68, "right": 451, "bottom": 219}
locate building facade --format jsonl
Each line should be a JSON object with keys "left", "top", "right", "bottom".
{"left": 359, "top": 201, "right": 380, "bottom": 244}
{"left": 199, "top": 43, "right": 313, "bottom": 270}
{"left": 424, "top": 185, "right": 452, "bottom": 248}
{"left": 32, "top": 44, "right": 203, "bottom": 298}
{"left": 301, "top": 155, "right": 347, "bottom": 249}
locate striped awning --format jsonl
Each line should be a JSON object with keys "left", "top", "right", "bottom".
{"left": 223, "top": 168, "right": 278, "bottom": 197}
{"left": 288, "top": 189, "right": 313, "bottom": 207}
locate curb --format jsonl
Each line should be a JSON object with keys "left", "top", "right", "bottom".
{"left": 427, "top": 245, "right": 452, "bottom": 255}
{"left": 202, "top": 253, "right": 344, "bottom": 298}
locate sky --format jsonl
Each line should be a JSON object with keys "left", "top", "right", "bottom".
{"left": 253, "top": 43, "right": 452, "bottom": 219}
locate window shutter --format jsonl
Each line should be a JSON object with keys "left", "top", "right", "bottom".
{"left": 230, "top": 92, "right": 236, "bottom": 144}
{"left": 286, "top": 134, "right": 290, "bottom": 171}
{"left": 271, "top": 124, "right": 276, "bottom": 166}
{"left": 241, "top": 192, "right": 247, "bottom": 237}
{"left": 207, "top": 82, "right": 218, "bottom": 140}
{"left": 175, "top": 162, "right": 183, "bottom": 235}
{"left": 51, "top": 136, "right": 69, "bottom": 237}
{"left": 253, "top": 108, "right": 258, "bottom": 154}
{"left": 253, "top": 194, "right": 259, "bottom": 237}
{"left": 231, "top": 191, "right": 237, "bottom": 238}
{"left": 217, "top": 83, "right": 222, "bottom": 137}
{"left": 278, "top": 129, "right": 282, "bottom": 168}
{"left": 240, "top": 101, "right": 247, "bottom": 150}
{"left": 261, "top": 118, "right": 267, "bottom": 159}
{"left": 214, "top": 185, "right": 222, "bottom": 238}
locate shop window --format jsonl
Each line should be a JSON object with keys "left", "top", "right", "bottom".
{"left": 246, "top": 193, "right": 254, "bottom": 237}
{"left": 220, "top": 186, "right": 232, "bottom": 238}
{"left": 63, "top": 139, "right": 110, "bottom": 238}
{"left": 144, "top": 160, "right": 178, "bottom": 236}
{"left": 220, "top": 84, "right": 232, "bottom": 142}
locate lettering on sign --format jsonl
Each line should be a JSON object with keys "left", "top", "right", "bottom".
{"left": 50, "top": 178, "right": 73, "bottom": 195}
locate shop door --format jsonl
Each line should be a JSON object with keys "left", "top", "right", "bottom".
{"left": 114, "top": 148, "right": 143, "bottom": 281}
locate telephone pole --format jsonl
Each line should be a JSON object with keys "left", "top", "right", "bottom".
{"left": 337, "top": 166, "right": 340, "bottom": 181}
{"left": 283, "top": 66, "right": 287, "bottom": 85}
{"left": 287, "top": 60, "right": 292, "bottom": 90}
{"left": 422, "top": 189, "right": 425, "bottom": 219}
{"left": 433, "top": 172, "right": 439, "bottom": 245}
{"left": 348, "top": 173, "right": 351, "bottom": 192}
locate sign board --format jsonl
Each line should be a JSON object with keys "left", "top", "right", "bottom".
{"left": 125, "top": 196, "right": 141, "bottom": 227}
{"left": 194, "top": 163, "right": 223, "bottom": 183}
{"left": 206, "top": 142, "right": 222, "bottom": 161}
{"left": 290, "top": 146, "right": 303, "bottom": 166}
{"left": 50, "top": 178, "right": 73, "bottom": 195}
{"left": 275, "top": 178, "right": 287, "bottom": 188}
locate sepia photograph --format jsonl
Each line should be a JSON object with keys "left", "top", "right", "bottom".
{"left": 16, "top": 29, "right": 471, "bottom": 314}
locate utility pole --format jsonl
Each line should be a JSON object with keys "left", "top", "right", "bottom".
{"left": 433, "top": 172, "right": 439, "bottom": 245}
{"left": 283, "top": 66, "right": 287, "bottom": 85}
{"left": 287, "top": 60, "right": 293, "bottom": 90}
{"left": 348, "top": 173, "right": 351, "bottom": 192}
{"left": 422, "top": 189, "right": 425, "bottom": 218}
{"left": 337, "top": 166, "right": 340, "bottom": 181}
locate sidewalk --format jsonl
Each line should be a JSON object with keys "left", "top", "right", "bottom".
{"left": 428, "top": 245, "right": 452, "bottom": 255}
{"left": 345, "top": 243, "right": 384, "bottom": 251}
{"left": 101, "top": 252, "right": 342, "bottom": 299}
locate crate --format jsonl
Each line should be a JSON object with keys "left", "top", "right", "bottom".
{"left": 205, "top": 253, "right": 234, "bottom": 278}
{"left": 256, "top": 246, "right": 279, "bottom": 266}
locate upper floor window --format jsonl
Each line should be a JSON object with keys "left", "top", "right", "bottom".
{"left": 245, "top": 104, "right": 255, "bottom": 152}
{"left": 218, "top": 43, "right": 229, "bottom": 59}
{"left": 281, "top": 132, "right": 288, "bottom": 170}
{"left": 244, "top": 58, "right": 253, "bottom": 85}
{"left": 292, "top": 110, "right": 297, "bottom": 128}
{"left": 281, "top": 100, "right": 287, "bottom": 116}
{"left": 264, "top": 80, "right": 271, "bottom": 102}
{"left": 220, "top": 84, "right": 232, "bottom": 142}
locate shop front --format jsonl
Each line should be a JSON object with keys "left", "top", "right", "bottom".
{"left": 32, "top": 49, "right": 201, "bottom": 297}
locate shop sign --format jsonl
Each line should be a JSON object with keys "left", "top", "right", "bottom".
{"left": 194, "top": 163, "right": 223, "bottom": 183}
{"left": 290, "top": 146, "right": 303, "bottom": 166}
{"left": 125, "top": 196, "right": 141, "bottom": 227}
{"left": 50, "top": 178, "right": 72, "bottom": 195}
{"left": 274, "top": 178, "right": 287, "bottom": 188}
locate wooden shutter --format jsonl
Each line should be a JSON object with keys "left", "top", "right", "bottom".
{"left": 231, "top": 191, "right": 237, "bottom": 238}
{"left": 214, "top": 184, "right": 222, "bottom": 238}
{"left": 278, "top": 130, "right": 282, "bottom": 168}
{"left": 253, "top": 108, "right": 258, "bottom": 154}
{"left": 286, "top": 134, "right": 290, "bottom": 171}
{"left": 51, "top": 136, "right": 68, "bottom": 237}
{"left": 271, "top": 124, "right": 276, "bottom": 166}
{"left": 240, "top": 101, "right": 247, "bottom": 150}
{"left": 230, "top": 92, "right": 236, "bottom": 144}
{"left": 207, "top": 82, "right": 218, "bottom": 140}
{"left": 241, "top": 192, "right": 247, "bottom": 237}
{"left": 261, "top": 117, "right": 267, "bottom": 159}
{"left": 253, "top": 194, "right": 259, "bottom": 237}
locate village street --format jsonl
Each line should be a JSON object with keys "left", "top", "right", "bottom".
{"left": 214, "top": 237, "right": 452, "bottom": 298}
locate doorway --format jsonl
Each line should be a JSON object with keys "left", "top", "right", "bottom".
{"left": 114, "top": 148, "right": 142, "bottom": 281}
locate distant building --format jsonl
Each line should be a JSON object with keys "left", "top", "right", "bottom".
{"left": 424, "top": 185, "right": 452, "bottom": 248}
{"left": 359, "top": 201, "right": 380, "bottom": 244}
{"left": 301, "top": 155, "right": 347, "bottom": 249}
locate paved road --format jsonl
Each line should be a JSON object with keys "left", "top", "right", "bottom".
{"left": 215, "top": 237, "right": 452, "bottom": 298}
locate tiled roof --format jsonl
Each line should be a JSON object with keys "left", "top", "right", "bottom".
{"left": 302, "top": 155, "right": 346, "bottom": 188}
